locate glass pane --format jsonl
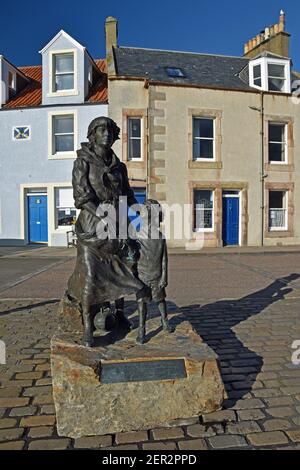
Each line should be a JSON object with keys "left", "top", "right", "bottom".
{"left": 55, "top": 74, "right": 74, "bottom": 91}
{"left": 57, "top": 188, "right": 74, "bottom": 207}
{"left": 55, "top": 54, "right": 74, "bottom": 73}
{"left": 268, "top": 78, "right": 284, "bottom": 92}
{"left": 195, "top": 209, "right": 212, "bottom": 229}
{"left": 269, "top": 209, "right": 286, "bottom": 228}
{"left": 268, "top": 64, "right": 285, "bottom": 78}
{"left": 269, "top": 191, "right": 284, "bottom": 209}
{"left": 129, "top": 118, "right": 141, "bottom": 138}
{"left": 192, "top": 139, "right": 201, "bottom": 160}
{"left": 57, "top": 209, "right": 77, "bottom": 226}
{"left": 200, "top": 139, "right": 214, "bottom": 159}
{"left": 253, "top": 64, "right": 261, "bottom": 79}
{"left": 193, "top": 118, "right": 213, "bottom": 138}
{"left": 269, "top": 143, "right": 284, "bottom": 162}
{"left": 128, "top": 139, "right": 141, "bottom": 159}
{"left": 54, "top": 115, "right": 74, "bottom": 134}
{"left": 194, "top": 190, "right": 213, "bottom": 208}
{"left": 254, "top": 77, "right": 262, "bottom": 87}
{"left": 269, "top": 123, "right": 285, "bottom": 142}
{"left": 55, "top": 134, "right": 74, "bottom": 152}
{"left": 166, "top": 67, "right": 184, "bottom": 77}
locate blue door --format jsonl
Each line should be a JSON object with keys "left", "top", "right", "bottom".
{"left": 128, "top": 189, "right": 146, "bottom": 231}
{"left": 222, "top": 197, "right": 239, "bottom": 246}
{"left": 28, "top": 195, "right": 48, "bottom": 243}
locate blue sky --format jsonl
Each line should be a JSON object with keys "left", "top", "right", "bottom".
{"left": 1, "top": 0, "right": 299, "bottom": 69}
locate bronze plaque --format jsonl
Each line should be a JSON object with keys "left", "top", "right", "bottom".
{"left": 101, "top": 359, "right": 187, "bottom": 384}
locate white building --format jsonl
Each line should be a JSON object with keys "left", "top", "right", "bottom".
{"left": 0, "top": 30, "right": 108, "bottom": 246}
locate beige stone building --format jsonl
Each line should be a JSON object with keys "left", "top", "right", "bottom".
{"left": 106, "top": 12, "right": 300, "bottom": 248}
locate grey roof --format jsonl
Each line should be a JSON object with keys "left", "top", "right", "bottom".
{"left": 114, "top": 46, "right": 253, "bottom": 91}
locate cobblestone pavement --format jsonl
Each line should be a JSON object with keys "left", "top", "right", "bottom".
{"left": 1, "top": 253, "right": 300, "bottom": 450}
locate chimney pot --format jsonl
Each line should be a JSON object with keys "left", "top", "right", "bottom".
{"left": 265, "top": 27, "right": 270, "bottom": 39}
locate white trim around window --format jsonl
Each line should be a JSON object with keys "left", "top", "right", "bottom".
{"left": 192, "top": 117, "right": 216, "bottom": 161}
{"left": 268, "top": 190, "right": 288, "bottom": 231}
{"left": 127, "top": 116, "right": 143, "bottom": 161}
{"left": 48, "top": 110, "right": 78, "bottom": 160}
{"left": 47, "top": 49, "right": 78, "bottom": 97}
{"left": 249, "top": 57, "right": 291, "bottom": 94}
{"left": 193, "top": 189, "right": 215, "bottom": 232}
{"left": 268, "top": 122, "right": 288, "bottom": 164}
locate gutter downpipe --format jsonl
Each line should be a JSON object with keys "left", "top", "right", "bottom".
{"left": 260, "top": 91, "right": 265, "bottom": 247}
{"left": 144, "top": 79, "right": 150, "bottom": 198}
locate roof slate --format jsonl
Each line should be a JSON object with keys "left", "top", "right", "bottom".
{"left": 114, "top": 47, "right": 254, "bottom": 91}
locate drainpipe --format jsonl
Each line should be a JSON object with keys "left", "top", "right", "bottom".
{"left": 250, "top": 91, "right": 266, "bottom": 247}
{"left": 144, "top": 79, "right": 150, "bottom": 197}
{"left": 260, "top": 91, "right": 266, "bottom": 247}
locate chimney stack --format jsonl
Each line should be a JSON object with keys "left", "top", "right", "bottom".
{"left": 243, "top": 10, "right": 290, "bottom": 58}
{"left": 105, "top": 16, "right": 118, "bottom": 77}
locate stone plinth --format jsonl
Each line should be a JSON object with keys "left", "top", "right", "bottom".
{"left": 51, "top": 314, "right": 226, "bottom": 438}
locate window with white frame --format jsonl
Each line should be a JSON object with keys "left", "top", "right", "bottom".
{"left": 128, "top": 117, "right": 142, "bottom": 160}
{"left": 52, "top": 53, "right": 74, "bottom": 92}
{"left": 192, "top": 118, "right": 214, "bottom": 160}
{"left": 269, "top": 190, "right": 288, "bottom": 230}
{"left": 52, "top": 114, "right": 74, "bottom": 155}
{"left": 55, "top": 187, "right": 77, "bottom": 227}
{"left": 268, "top": 63, "right": 286, "bottom": 92}
{"left": 268, "top": 123, "right": 287, "bottom": 163}
{"left": 8, "top": 70, "right": 16, "bottom": 91}
{"left": 194, "top": 189, "right": 214, "bottom": 231}
{"left": 249, "top": 57, "right": 291, "bottom": 93}
{"left": 252, "top": 64, "right": 262, "bottom": 88}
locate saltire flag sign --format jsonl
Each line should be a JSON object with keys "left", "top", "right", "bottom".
{"left": 13, "top": 126, "right": 30, "bottom": 140}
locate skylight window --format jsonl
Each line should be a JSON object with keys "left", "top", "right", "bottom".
{"left": 166, "top": 67, "right": 185, "bottom": 78}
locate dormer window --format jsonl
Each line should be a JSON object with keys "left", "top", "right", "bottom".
{"left": 53, "top": 53, "right": 74, "bottom": 91}
{"left": 48, "top": 49, "right": 78, "bottom": 96}
{"left": 249, "top": 57, "right": 291, "bottom": 93}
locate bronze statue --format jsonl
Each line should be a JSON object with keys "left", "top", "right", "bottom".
{"left": 134, "top": 199, "right": 173, "bottom": 344}
{"left": 67, "top": 117, "right": 145, "bottom": 347}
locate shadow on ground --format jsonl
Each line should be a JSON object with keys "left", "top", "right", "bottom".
{"left": 0, "top": 299, "right": 59, "bottom": 316}
{"left": 125, "top": 273, "right": 299, "bottom": 408}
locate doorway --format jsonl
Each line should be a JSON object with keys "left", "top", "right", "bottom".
{"left": 222, "top": 191, "right": 240, "bottom": 246}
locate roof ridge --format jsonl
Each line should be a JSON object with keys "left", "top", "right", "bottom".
{"left": 19, "top": 65, "right": 41, "bottom": 69}
{"left": 117, "top": 46, "right": 248, "bottom": 61}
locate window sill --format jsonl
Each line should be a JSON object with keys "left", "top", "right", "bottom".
{"left": 56, "top": 226, "right": 75, "bottom": 231}
{"left": 265, "top": 163, "right": 294, "bottom": 172}
{"left": 48, "top": 152, "right": 76, "bottom": 160}
{"left": 47, "top": 90, "right": 79, "bottom": 98}
{"left": 126, "top": 159, "right": 146, "bottom": 169}
{"left": 189, "top": 160, "right": 222, "bottom": 169}
{"left": 266, "top": 230, "right": 293, "bottom": 238}
{"left": 193, "top": 228, "right": 214, "bottom": 233}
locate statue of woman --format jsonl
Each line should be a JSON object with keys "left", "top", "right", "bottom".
{"left": 67, "top": 117, "right": 145, "bottom": 347}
